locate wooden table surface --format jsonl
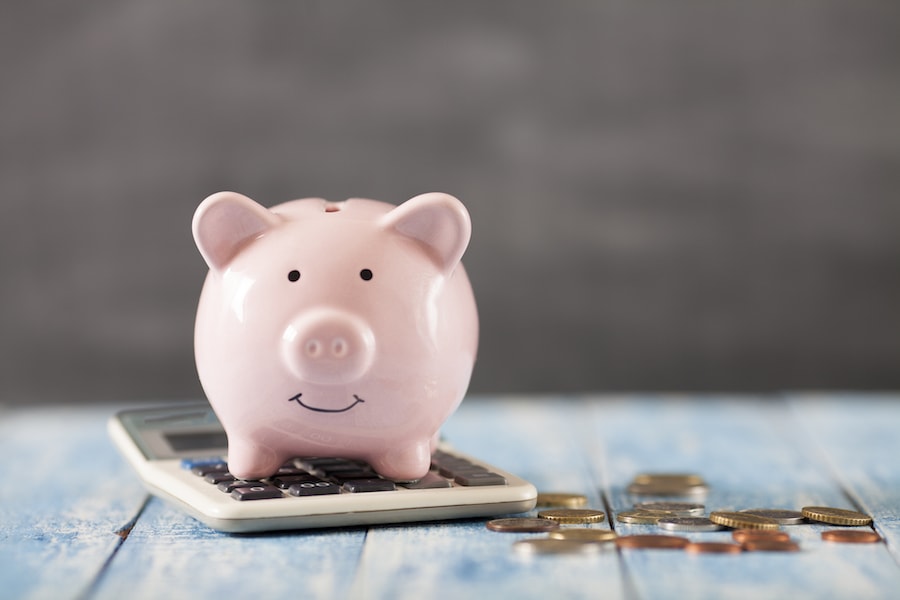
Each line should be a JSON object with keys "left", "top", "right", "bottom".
{"left": 2, "top": 394, "right": 898, "bottom": 599}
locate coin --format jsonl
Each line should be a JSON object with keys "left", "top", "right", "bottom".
{"left": 709, "top": 511, "right": 780, "bottom": 530}
{"left": 538, "top": 509, "right": 606, "bottom": 524}
{"left": 801, "top": 506, "right": 873, "bottom": 526}
{"left": 732, "top": 529, "right": 792, "bottom": 544}
{"left": 657, "top": 517, "right": 723, "bottom": 532}
{"left": 549, "top": 528, "right": 618, "bottom": 543}
{"left": 616, "top": 510, "right": 668, "bottom": 524}
{"left": 512, "top": 538, "right": 602, "bottom": 555}
{"left": 535, "top": 492, "right": 589, "bottom": 508}
{"left": 616, "top": 535, "right": 690, "bottom": 550}
{"left": 742, "top": 540, "right": 801, "bottom": 552}
{"left": 632, "top": 473, "right": 706, "bottom": 486}
{"left": 739, "top": 509, "right": 806, "bottom": 525}
{"left": 627, "top": 482, "right": 709, "bottom": 497}
{"left": 821, "top": 529, "right": 882, "bottom": 543}
{"left": 684, "top": 542, "right": 743, "bottom": 554}
{"left": 486, "top": 517, "right": 560, "bottom": 533}
{"left": 635, "top": 502, "right": 705, "bottom": 516}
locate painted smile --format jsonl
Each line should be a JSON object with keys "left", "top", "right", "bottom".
{"left": 288, "top": 393, "right": 365, "bottom": 413}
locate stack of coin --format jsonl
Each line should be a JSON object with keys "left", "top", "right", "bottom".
{"left": 626, "top": 473, "right": 709, "bottom": 497}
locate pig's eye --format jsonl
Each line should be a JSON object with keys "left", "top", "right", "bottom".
{"left": 359, "top": 268, "right": 373, "bottom": 281}
{"left": 287, "top": 270, "right": 301, "bottom": 282}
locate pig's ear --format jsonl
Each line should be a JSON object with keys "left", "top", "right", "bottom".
{"left": 381, "top": 192, "right": 471, "bottom": 273}
{"left": 192, "top": 192, "right": 281, "bottom": 271}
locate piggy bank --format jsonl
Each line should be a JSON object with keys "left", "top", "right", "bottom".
{"left": 192, "top": 191, "right": 478, "bottom": 481}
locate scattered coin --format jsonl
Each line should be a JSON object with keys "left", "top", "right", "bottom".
{"left": 732, "top": 529, "right": 792, "bottom": 544}
{"left": 548, "top": 528, "right": 618, "bottom": 543}
{"left": 616, "top": 535, "right": 690, "bottom": 550}
{"left": 626, "top": 482, "right": 709, "bottom": 497}
{"left": 709, "top": 511, "right": 780, "bottom": 530}
{"left": 635, "top": 502, "right": 705, "bottom": 516}
{"left": 535, "top": 492, "right": 589, "bottom": 508}
{"left": 616, "top": 510, "right": 668, "bottom": 524}
{"left": 821, "top": 529, "right": 882, "bottom": 544}
{"left": 684, "top": 542, "right": 743, "bottom": 554}
{"left": 801, "top": 506, "right": 873, "bottom": 526}
{"left": 538, "top": 508, "right": 606, "bottom": 524}
{"left": 512, "top": 538, "right": 602, "bottom": 555}
{"left": 633, "top": 473, "right": 706, "bottom": 486}
{"left": 739, "top": 509, "right": 806, "bottom": 525}
{"left": 657, "top": 517, "right": 723, "bottom": 532}
{"left": 486, "top": 517, "right": 560, "bottom": 533}
{"left": 742, "top": 539, "right": 801, "bottom": 552}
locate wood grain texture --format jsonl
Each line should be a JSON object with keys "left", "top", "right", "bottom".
{"left": 2, "top": 395, "right": 898, "bottom": 599}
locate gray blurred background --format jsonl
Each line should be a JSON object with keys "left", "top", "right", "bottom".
{"left": 2, "top": 1, "right": 899, "bottom": 405}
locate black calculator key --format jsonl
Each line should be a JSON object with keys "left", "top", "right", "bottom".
{"left": 192, "top": 463, "right": 229, "bottom": 477}
{"left": 217, "top": 480, "right": 261, "bottom": 493}
{"left": 204, "top": 472, "right": 238, "bottom": 484}
{"left": 454, "top": 471, "right": 507, "bottom": 486}
{"left": 230, "top": 485, "right": 284, "bottom": 501}
{"left": 272, "top": 474, "right": 320, "bottom": 489}
{"left": 288, "top": 480, "right": 342, "bottom": 496}
{"left": 342, "top": 479, "right": 397, "bottom": 493}
{"left": 400, "top": 472, "right": 453, "bottom": 489}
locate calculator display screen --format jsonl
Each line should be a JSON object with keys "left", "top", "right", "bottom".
{"left": 164, "top": 431, "right": 228, "bottom": 452}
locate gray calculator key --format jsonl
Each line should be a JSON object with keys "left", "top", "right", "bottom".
{"left": 230, "top": 484, "right": 284, "bottom": 501}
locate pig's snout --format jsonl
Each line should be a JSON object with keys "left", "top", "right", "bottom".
{"left": 282, "top": 308, "right": 375, "bottom": 384}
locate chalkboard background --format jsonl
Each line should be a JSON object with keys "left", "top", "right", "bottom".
{"left": 2, "top": 1, "right": 898, "bottom": 404}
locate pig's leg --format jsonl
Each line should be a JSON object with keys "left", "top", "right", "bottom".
{"left": 369, "top": 439, "right": 433, "bottom": 482}
{"left": 225, "top": 438, "right": 281, "bottom": 480}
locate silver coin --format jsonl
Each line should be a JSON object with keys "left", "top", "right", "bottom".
{"left": 634, "top": 502, "right": 705, "bottom": 516}
{"left": 512, "top": 538, "right": 603, "bottom": 556}
{"left": 739, "top": 509, "right": 806, "bottom": 525}
{"left": 657, "top": 517, "right": 723, "bottom": 532}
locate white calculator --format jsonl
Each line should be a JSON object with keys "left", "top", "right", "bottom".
{"left": 109, "top": 403, "right": 537, "bottom": 533}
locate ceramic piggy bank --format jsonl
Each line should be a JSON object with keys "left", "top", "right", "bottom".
{"left": 192, "top": 191, "right": 478, "bottom": 481}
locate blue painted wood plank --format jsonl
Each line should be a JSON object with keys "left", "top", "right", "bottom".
{"left": 585, "top": 395, "right": 900, "bottom": 600}
{"left": 0, "top": 405, "right": 147, "bottom": 600}
{"left": 789, "top": 393, "right": 900, "bottom": 566}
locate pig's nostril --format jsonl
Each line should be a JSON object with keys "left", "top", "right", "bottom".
{"left": 305, "top": 339, "right": 322, "bottom": 358}
{"left": 331, "top": 338, "right": 348, "bottom": 358}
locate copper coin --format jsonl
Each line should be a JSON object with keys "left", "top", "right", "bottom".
{"left": 616, "top": 534, "right": 690, "bottom": 550}
{"left": 684, "top": 542, "right": 743, "bottom": 554}
{"left": 486, "top": 517, "right": 560, "bottom": 533}
{"left": 732, "top": 529, "right": 791, "bottom": 544}
{"left": 742, "top": 539, "right": 801, "bottom": 552}
{"left": 821, "top": 529, "right": 882, "bottom": 544}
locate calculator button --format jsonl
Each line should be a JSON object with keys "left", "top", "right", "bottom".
{"left": 342, "top": 479, "right": 397, "bottom": 493}
{"left": 328, "top": 470, "right": 381, "bottom": 482}
{"left": 230, "top": 485, "right": 284, "bottom": 501}
{"left": 272, "top": 474, "right": 320, "bottom": 489}
{"left": 191, "top": 463, "right": 229, "bottom": 477}
{"left": 204, "top": 472, "right": 238, "bottom": 484}
{"left": 217, "top": 480, "right": 261, "bottom": 493}
{"left": 454, "top": 471, "right": 507, "bottom": 486}
{"left": 288, "top": 480, "right": 342, "bottom": 496}
{"left": 400, "top": 472, "right": 453, "bottom": 489}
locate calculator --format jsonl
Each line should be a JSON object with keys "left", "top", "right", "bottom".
{"left": 108, "top": 403, "right": 538, "bottom": 533}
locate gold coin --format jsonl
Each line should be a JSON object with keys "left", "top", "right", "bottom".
{"left": 709, "top": 511, "right": 780, "bottom": 530}
{"left": 485, "top": 517, "right": 560, "bottom": 533}
{"left": 742, "top": 539, "right": 801, "bottom": 552}
{"left": 512, "top": 538, "right": 602, "bottom": 555}
{"left": 535, "top": 492, "right": 589, "bottom": 508}
{"left": 538, "top": 509, "right": 606, "bottom": 524}
{"left": 548, "top": 528, "right": 618, "bottom": 543}
{"left": 633, "top": 473, "right": 706, "bottom": 486}
{"left": 626, "top": 482, "right": 709, "bottom": 497}
{"left": 821, "top": 529, "right": 882, "bottom": 543}
{"left": 801, "top": 506, "right": 873, "bottom": 526}
{"left": 732, "top": 529, "right": 791, "bottom": 544}
{"left": 616, "top": 534, "right": 690, "bottom": 550}
{"left": 684, "top": 542, "right": 743, "bottom": 554}
{"left": 616, "top": 510, "right": 667, "bottom": 524}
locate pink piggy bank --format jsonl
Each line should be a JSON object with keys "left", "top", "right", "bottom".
{"left": 192, "top": 191, "right": 478, "bottom": 481}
